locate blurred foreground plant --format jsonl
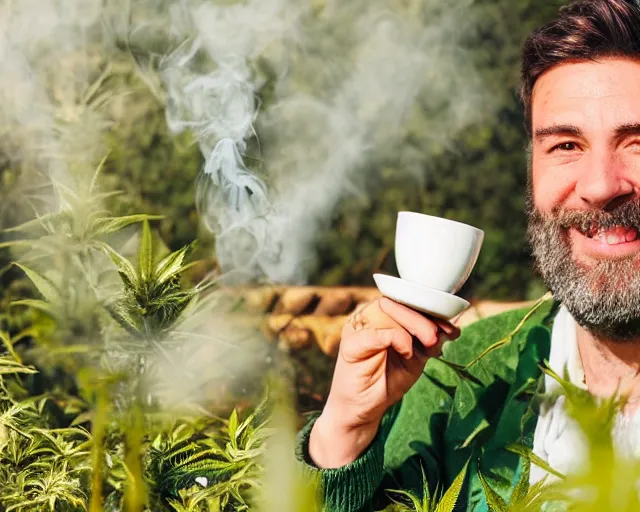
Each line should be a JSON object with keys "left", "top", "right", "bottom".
{"left": 0, "top": 162, "right": 316, "bottom": 511}
{"left": 384, "top": 296, "right": 640, "bottom": 512}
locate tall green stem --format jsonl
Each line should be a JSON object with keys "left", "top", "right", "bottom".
{"left": 124, "top": 393, "right": 147, "bottom": 512}
{"left": 90, "top": 386, "right": 110, "bottom": 512}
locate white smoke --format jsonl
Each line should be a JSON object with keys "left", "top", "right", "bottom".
{"left": 0, "top": 0, "right": 490, "bottom": 280}
{"left": 0, "top": 0, "right": 112, "bottom": 198}
{"left": 152, "top": 0, "right": 489, "bottom": 284}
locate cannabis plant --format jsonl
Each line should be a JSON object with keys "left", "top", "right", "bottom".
{"left": 2, "top": 169, "right": 160, "bottom": 368}
{"left": 385, "top": 462, "right": 469, "bottom": 512}
{"left": 0, "top": 331, "right": 91, "bottom": 511}
{"left": 102, "top": 219, "right": 201, "bottom": 349}
{"left": 145, "top": 399, "right": 270, "bottom": 510}
{"left": 0, "top": 161, "right": 285, "bottom": 511}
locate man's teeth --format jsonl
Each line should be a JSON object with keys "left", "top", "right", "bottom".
{"left": 589, "top": 225, "right": 639, "bottom": 245}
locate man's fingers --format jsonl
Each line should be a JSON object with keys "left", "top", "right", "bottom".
{"left": 432, "top": 318, "right": 461, "bottom": 341}
{"left": 411, "top": 337, "right": 431, "bottom": 361}
{"left": 386, "top": 328, "right": 414, "bottom": 359}
{"left": 342, "top": 300, "right": 402, "bottom": 337}
{"left": 379, "top": 298, "right": 440, "bottom": 348}
{"left": 341, "top": 328, "right": 413, "bottom": 361}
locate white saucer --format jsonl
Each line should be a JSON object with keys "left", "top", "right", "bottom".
{"left": 373, "top": 274, "right": 470, "bottom": 320}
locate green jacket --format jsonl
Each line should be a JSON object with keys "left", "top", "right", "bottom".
{"left": 296, "top": 298, "right": 559, "bottom": 512}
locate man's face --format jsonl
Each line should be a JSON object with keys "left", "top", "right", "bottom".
{"left": 528, "top": 57, "right": 640, "bottom": 340}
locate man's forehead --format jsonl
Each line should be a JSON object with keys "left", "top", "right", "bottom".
{"left": 531, "top": 58, "right": 640, "bottom": 133}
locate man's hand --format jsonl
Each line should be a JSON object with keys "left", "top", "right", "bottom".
{"left": 308, "top": 297, "right": 460, "bottom": 468}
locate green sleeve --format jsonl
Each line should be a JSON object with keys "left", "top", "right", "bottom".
{"left": 295, "top": 403, "right": 401, "bottom": 512}
{"left": 295, "top": 371, "right": 450, "bottom": 512}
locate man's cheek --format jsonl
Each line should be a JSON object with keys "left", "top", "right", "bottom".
{"left": 530, "top": 158, "right": 556, "bottom": 213}
{"left": 532, "top": 168, "right": 577, "bottom": 213}
{"left": 530, "top": 179, "right": 557, "bottom": 214}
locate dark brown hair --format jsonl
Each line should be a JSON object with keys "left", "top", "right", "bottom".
{"left": 520, "top": 0, "right": 640, "bottom": 136}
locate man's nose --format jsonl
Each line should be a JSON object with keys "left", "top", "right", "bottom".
{"left": 574, "top": 153, "right": 635, "bottom": 210}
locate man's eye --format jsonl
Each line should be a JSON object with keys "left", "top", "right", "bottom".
{"left": 552, "top": 142, "right": 578, "bottom": 152}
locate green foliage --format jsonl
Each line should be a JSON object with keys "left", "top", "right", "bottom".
{"left": 386, "top": 462, "right": 469, "bottom": 512}
{"left": 0, "top": 160, "right": 307, "bottom": 512}
{"left": 0, "top": 342, "right": 90, "bottom": 511}
{"left": 102, "top": 220, "right": 201, "bottom": 344}
{"left": 4, "top": 171, "right": 640, "bottom": 512}
{"left": 146, "top": 399, "right": 270, "bottom": 510}
{"left": 383, "top": 296, "right": 640, "bottom": 512}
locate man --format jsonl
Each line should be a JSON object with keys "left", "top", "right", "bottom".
{"left": 295, "top": 0, "right": 640, "bottom": 510}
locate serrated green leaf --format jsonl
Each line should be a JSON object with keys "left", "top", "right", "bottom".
{"left": 388, "top": 489, "right": 423, "bottom": 511}
{"left": 13, "top": 263, "right": 62, "bottom": 305}
{"left": 506, "top": 443, "right": 564, "bottom": 480}
{"left": 10, "top": 299, "right": 57, "bottom": 319}
{"left": 228, "top": 409, "right": 239, "bottom": 444}
{"left": 3, "top": 211, "right": 58, "bottom": 234}
{"left": 155, "top": 246, "right": 189, "bottom": 285}
{"left": 510, "top": 456, "right": 531, "bottom": 505}
{"left": 0, "top": 239, "right": 32, "bottom": 249}
{"left": 89, "top": 152, "right": 109, "bottom": 193}
{"left": 540, "top": 364, "right": 600, "bottom": 425}
{"left": 0, "top": 330, "right": 22, "bottom": 363}
{"left": 139, "top": 220, "right": 154, "bottom": 282}
{"left": 434, "top": 460, "right": 468, "bottom": 512}
{"left": 524, "top": 474, "right": 549, "bottom": 502}
{"left": 478, "top": 469, "right": 508, "bottom": 512}
{"left": 0, "top": 358, "right": 36, "bottom": 375}
{"left": 93, "top": 214, "right": 163, "bottom": 237}
{"left": 105, "top": 302, "right": 142, "bottom": 338}
{"left": 420, "top": 464, "right": 431, "bottom": 511}
{"left": 97, "top": 242, "right": 137, "bottom": 288}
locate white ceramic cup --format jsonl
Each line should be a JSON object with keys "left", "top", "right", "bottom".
{"left": 395, "top": 212, "right": 484, "bottom": 294}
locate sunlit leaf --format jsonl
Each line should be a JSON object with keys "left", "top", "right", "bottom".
{"left": 98, "top": 242, "right": 138, "bottom": 288}
{"left": 434, "top": 460, "right": 468, "bottom": 512}
{"left": 0, "top": 331, "right": 22, "bottom": 363}
{"left": 388, "top": 489, "right": 423, "bottom": 511}
{"left": 478, "top": 469, "right": 507, "bottom": 512}
{"left": 510, "top": 457, "right": 531, "bottom": 506}
{"left": 13, "top": 263, "right": 62, "bottom": 305}
{"left": 506, "top": 443, "right": 564, "bottom": 480}
{"left": 138, "top": 220, "right": 154, "bottom": 282}
{"left": 155, "top": 245, "right": 193, "bottom": 285}
{"left": 93, "top": 214, "right": 163, "bottom": 237}
{"left": 10, "top": 299, "right": 57, "bottom": 319}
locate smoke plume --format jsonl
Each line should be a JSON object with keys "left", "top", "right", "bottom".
{"left": 0, "top": 0, "right": 493, "bottom": 412}
{"left": 0, "top": 0, "right": 491, "bottom": 280}
{"left": 152, "top": 0, "right": 489, "bottom": 284}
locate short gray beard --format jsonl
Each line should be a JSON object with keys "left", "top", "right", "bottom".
{"left": 527, "top": 200, "right": 640, "bottom": 342}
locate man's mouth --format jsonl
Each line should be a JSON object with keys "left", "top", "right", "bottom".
{"left": 577, "top": 224, "right": 639, "bottom": 245}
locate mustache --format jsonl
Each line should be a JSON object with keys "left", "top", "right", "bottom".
{"left": 530, "top": 198, "right": 640, "bottom": 233}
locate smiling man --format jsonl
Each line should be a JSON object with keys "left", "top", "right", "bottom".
{"left": 296, "top": 1, "right": 640, "bottom": 511}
